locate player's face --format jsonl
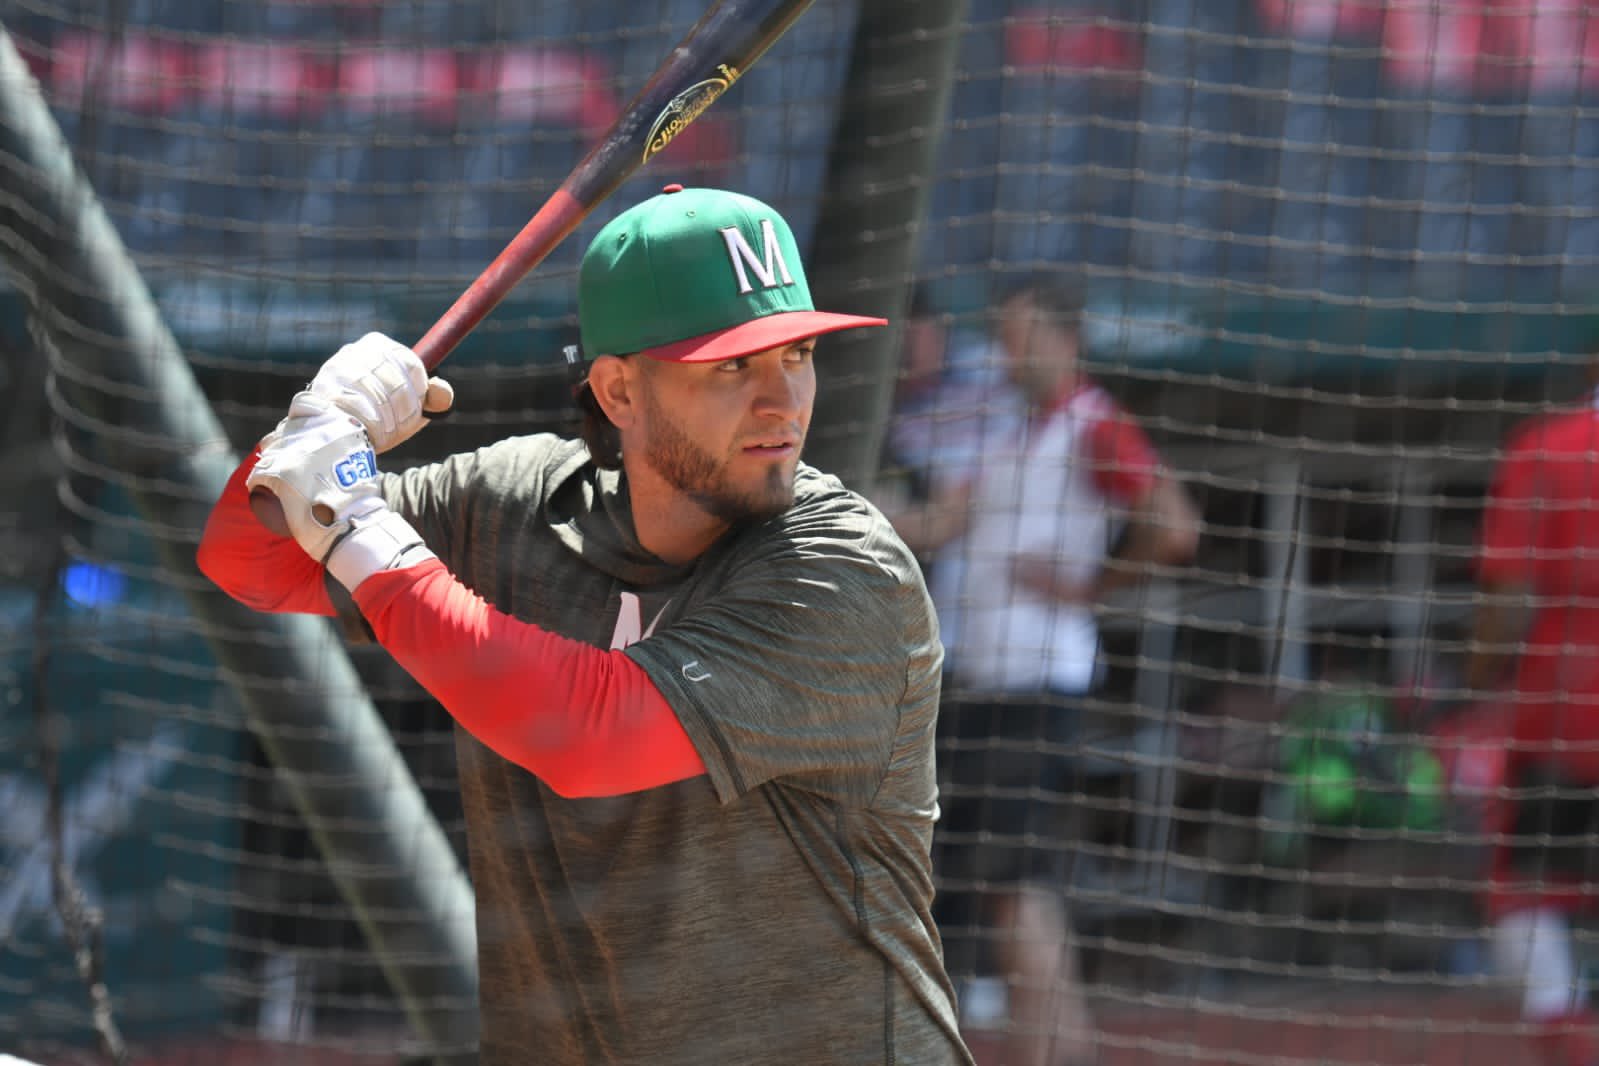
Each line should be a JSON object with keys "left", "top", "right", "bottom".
{"left": 997, "top": 293, "right": 1077, "bottom": 401}
{"left": 996, "top": 294, "right": 1034, "bottom": 372}
{"left": 636, "top": 340, "right": 817, "bottom": 523}
{"left": 898, "top": 316, "right": 947, "bottom": 397}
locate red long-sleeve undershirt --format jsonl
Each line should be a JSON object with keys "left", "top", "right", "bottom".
{"left": 196, "top": 449, "right": 337, "bottom": 616}
{"left": 197, "top": 451, "right": 707, "bottom": 798}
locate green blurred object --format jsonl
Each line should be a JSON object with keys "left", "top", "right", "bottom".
{"left": 1298, "top": 752, "right": 1359, "bottom": 822}
{"left": 1263, "top": 688, "right": 1447, "bottom": 865}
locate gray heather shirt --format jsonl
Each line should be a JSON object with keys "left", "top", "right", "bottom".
{"left": 376, "top": 434, "right": 970, "bottom": 1066}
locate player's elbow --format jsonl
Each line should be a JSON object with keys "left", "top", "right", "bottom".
{"left": 1152, "top": 483, "right": 1202, "bottom": 566}
{"left": 196, "top": 535, "right": 253, "bottom": 605}
{"left": 540, "top": 770, "right": 605, "bottom": 800}
{"left": 1157, "top": 518, "right": 1200, "bottom": 567}
{"left": 195, "top": 531, "right": 300, "bottom": 613}
{"left": 505, "top": 722, "right": 607, "bottom": 799}
{"left": 530, "top": 749, "right": 616, "bottom": 800}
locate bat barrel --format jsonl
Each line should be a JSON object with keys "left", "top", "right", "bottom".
{"left": 413, "top": 0, "right": 815, "bottom": 369}
{"left": 251, "top": 0, "right": 817, "bottom": 532}
{"left": 412, "top": 189, "right": 587, "bottom": 369}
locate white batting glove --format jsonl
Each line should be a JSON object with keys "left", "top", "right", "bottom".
{"left": 305, "top": 332, "right": 454, "bottom": 454}
{"left": 246, "top": 395, "right": 436, "bottom": 591}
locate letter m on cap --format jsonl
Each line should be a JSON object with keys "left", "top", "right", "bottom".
{"left": 720, "top": 220, "right": 795, "bottom": 295}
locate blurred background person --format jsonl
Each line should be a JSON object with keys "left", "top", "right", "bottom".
{"left": 882, "top": 283, "right": 1025, "bottom": 660}
{"left": 890, "top": 275, "right": 1200, "bottom": 1066}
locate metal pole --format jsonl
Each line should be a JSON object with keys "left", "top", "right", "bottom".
{"left": 1263, "top": 458, "right": 1311, "bottom": 689}
{"left": 802, "top": 0, "right": 969, "bottom": 491}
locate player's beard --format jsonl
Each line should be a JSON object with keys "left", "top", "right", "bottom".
{"left": 640, "top": 390, "right": 798, "bottom": 524}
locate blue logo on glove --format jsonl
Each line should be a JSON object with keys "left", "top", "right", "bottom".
{"left": 334, "top": 448, "right": 378, "bottom": 488}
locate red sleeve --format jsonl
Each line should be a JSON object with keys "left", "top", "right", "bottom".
{"left": 1477, "top": 437, "right": 1542, "bottom": 586}
{"left": 354, "top": 560, "right": 707, "bottom": 799}
{"left": 1086, "top": 406, "right": 1160, "bottom": 504}
{"left": 196, "top": 448, "right": 337, "bottom": 616}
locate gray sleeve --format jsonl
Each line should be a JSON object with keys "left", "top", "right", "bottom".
{"left": 625, "top": 512, "right": 940, "bottom": 808}
{"left": 380, "top": 451, "right": 482, "bottom": 573}
{"left": 378, "top": 436, "right": 568, "bottom": 576}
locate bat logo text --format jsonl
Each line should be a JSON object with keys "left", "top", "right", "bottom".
{"left": 644, "top": 64, "right": 740, "bottom": 163}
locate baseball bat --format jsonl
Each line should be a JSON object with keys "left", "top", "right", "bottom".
{"left": 250, "top": 0, "right": 817, "bottom": 534}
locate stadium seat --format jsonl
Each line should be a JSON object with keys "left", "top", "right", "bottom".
{"left": 1253, "top": 0, "right": 1384, "bottom": 41}
{"left": 1497, "top": 5, "right": 1599, "bottom": 288}
{"left": 1129, "top": 3, "right": 1268, "bottom": 279}
{"left": 413, "top": 118, "right": 589, "bottom": 273}
{"left": 44, "top": 30, "right": 187, "bottom": 254}
{"left": 722, "top": 0, "right": 853, "bottom": 252}
{"left": 149, "top": 40, "right": 331, "bottom": 260}
{"left": 415, "top": 46, "right": 610, "bottom": 270}
{"left": 1373, "top": 4, "right": 1523, "bottom": 293}
{"left": 293, "top": 46, "right": 461, "bottom": 269}
{"left": 915, "top": 1, "right": 1006, "bottom": 271}
{"left": 458, "top": 45, "right": 615, "bottom": 136}
{"left": 1525, "top": 109, "right": 1599, "bottom": 291}
{"left": 220, "top": 2, "right": 349, "bottom": 40}
{"left": 45, "top": 0, "right": 222, "bottom": 34}
{"left": 373, "top": 0, "right": 478, "bottom": 43}
{"left": 1251, "top": 9, "right": 1391, "bottom": 291}
{"left": 471, "top": 1, "right": 636, "bottom": 47}
{"left": 995, "top": 10, "right": 1147, "bottom": 272}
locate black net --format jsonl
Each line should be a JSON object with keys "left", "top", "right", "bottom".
{"left": 3, "top": 1, "right": 1598, "bottom": 1064}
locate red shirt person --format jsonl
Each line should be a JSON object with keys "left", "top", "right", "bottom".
{"left": 1475, "top": 388, "right": 1599, "bottom": 784}
{"left": 1471, "top": 373, "right": 1599, "bottom": 1066}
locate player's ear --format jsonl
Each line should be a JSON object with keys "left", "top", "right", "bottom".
{"left": 587, "top": 355, "right": 639, "bottom": 431}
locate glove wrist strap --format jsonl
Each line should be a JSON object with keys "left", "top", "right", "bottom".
{"left": 325, "top": 509, "right": 435, "bottom": 591}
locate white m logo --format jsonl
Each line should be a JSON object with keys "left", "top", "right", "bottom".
{"left": 720, "top": 220, "right": 795, "bottom": 295}
{"left": 610, "top": 591, "right": 669, "bottom": 650}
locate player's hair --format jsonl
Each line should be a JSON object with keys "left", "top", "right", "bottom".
{"left": 997, "top": 272, "right": 1086, "bottom": 332}
{"left": 576, "top": 382, "right": 623, "bottom": 470}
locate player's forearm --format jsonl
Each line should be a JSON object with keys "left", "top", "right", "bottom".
{"left": 1466, "top": 592, "right": 1533, "bottom": 693}
{"left": 354, "top": 559, "right": 707, "bottom": 798}
{"left": 1094, "top": 529, "right": 1188, "bottom": 599}
{"left": 1083, "top": 481, "right": 1200, "bottom": 603}
{"left": 1122, "top": 478, "right": 1202, "bottom": 572}
{"left": 196, "top": 448, "right": 337, "bottom": 616}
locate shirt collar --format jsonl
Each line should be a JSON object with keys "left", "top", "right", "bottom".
{"left": 1033, "top": 373, "right": 1091, "bottom": 425}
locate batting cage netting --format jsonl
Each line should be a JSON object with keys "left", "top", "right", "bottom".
{"left": 2, "top": 1, "right": 1598, "bottom": 1064}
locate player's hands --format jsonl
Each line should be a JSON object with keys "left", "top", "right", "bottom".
{"left": 305, "top": 332, "right": 454, "bottom": 454}
{"left": 246, "top": 394, "right": 436, "bottom": 591}
{"left": 1012, "top": 553, "right": 1097, "bottom": 608}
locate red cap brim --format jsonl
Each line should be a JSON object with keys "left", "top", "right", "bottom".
{"left": 641, "top": 310, "right": 888, "bottom": 363}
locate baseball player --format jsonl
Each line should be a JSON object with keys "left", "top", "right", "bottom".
{"left": 197, "top": 185, "right": 973, "bottom": 1065}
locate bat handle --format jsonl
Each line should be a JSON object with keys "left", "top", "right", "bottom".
{"left": 249, "top": 487, "right": 292, "bottom": 537}
{"left": 246, "top": 188, "right": 587, "bottom": 536}
{"left": 246, "top": 313, "right": 454, "bottom": 537}
{"left": 246, "top": 318, "right": 449, "bottom": 539}
{"left": 245, "top": 286, "right": 459, "bottom": 539}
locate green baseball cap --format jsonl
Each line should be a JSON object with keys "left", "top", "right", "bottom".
{"left": 578, "top": 184, "right": 886, "bottom": 363}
